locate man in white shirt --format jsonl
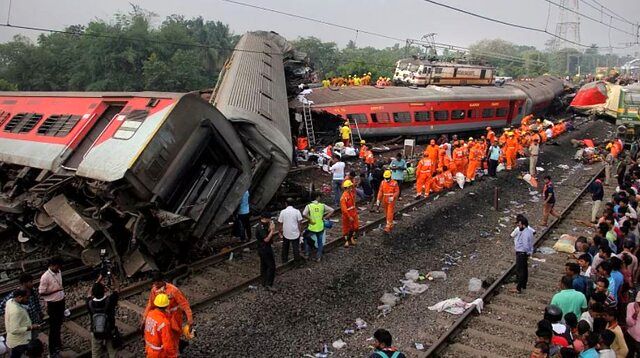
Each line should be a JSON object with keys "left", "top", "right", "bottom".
{"left": 330, "top": 154, "right": 346, "bottom": 207}
{"left": 278, "top": 198, "right": 303, "bottom": 263}
{"left": 39, "top": 257, "right": 65, "bottom": 357}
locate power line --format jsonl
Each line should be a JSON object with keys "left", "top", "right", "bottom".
{"left": 542, "top": 0, "right": 635, "bottom": 38}
{"left": 580, "top": 0, "right": 635, "bottom": 27}
{"left": 420, "top": 0, "right": 635, "bottom": 50}
{"left": 219, "top": 0, "right": 544, "bottom": 64}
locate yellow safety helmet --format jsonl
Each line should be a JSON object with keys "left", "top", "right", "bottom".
{"left": 368, "top": 72, "right": 371, "bottom": 75}
{"left": 342, "top": 180, "right": 353, "bottom": 188}
{"left": 360, "top": 139, "right": 366, "bottom": 144}
{"left": 154, "top": 293, "right": 170, "bottom": 308}
{"left": 383, "top": 170, "right": 392, "bottom": 179}
{"left": 468, "top": 137, "right": 473, "bottom": 141}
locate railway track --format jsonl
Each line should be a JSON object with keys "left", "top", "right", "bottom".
{"left": 422, "top": 165, "right": 608, "bottom": 358}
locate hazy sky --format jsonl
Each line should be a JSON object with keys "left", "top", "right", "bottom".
{"left": 1, "top": 0, "right": 638, "bottom": 56}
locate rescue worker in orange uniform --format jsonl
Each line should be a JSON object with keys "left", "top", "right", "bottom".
{"left": 452, "top": 143, "right": 466, "bottom": 175}
{"left": 340, "top": 180, "right": 359, "bottom": 247}
{"left": 461, "top": 138, "right": 471, "bottom": 174}
{"left": 359, "top": 140, "right": 369, "bottom": 159}
{"left": 438, "top": 146, "right": 451, "bottom": 171}
{"left": 424, "top": 139, "right": 439, "bottom": 167}
{"left": 466, "top": 140, "right": 483, "bottom": 182}
{"left": 376, "top": 170, "right": 399, "bottom": 233}
{"left": 431, "top": 168, "right": 445, "bottom": 193}
{"left": 531, "top": 131, "right": 541, "bottom": 145}
{"left": 539, "top": 128, "right": 547, "bottom": 143}
{"left": 442, "top": 166, "right": 454, "bottom": 189}
{"left": 505, "top": 132, "right": 518, "bottom": 170}
{"left": 364, "top": 148, "right": 375, "bottom": 172}
{"left": 143, "top": 273, "right": 193, "bottom": 351}
{"left": 415, "top": 154, "right": 434, "bottom": 198}
{"left": 498, "top": 131, "right": 507, "bottom": 146}
{"left": 144, "top": 293, "right": 178, "bottom": 358}
{"left": 486, "top": 127, "right": 496, "bottom": 144}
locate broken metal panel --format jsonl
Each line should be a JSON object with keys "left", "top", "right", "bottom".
{"left": 43, "top": 194, "right": 95, "bottom": 248}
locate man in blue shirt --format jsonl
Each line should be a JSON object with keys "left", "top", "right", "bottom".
{"left": 389, "top": 153, "right": 406, "bottom": 199}
{"left": 487, "top": 141, "right": 501, "bottom": 177}
{"left": 608, "top": 256, "right": 624, "bottom": 302}
{"left": 510, "top": 215, "right": 535, "bottom": 294}
{"left": 236, "top": 190, "right": 251, "bottom": 242}
{"left": 565, "top": 262, "right": 590, "bottom": 300}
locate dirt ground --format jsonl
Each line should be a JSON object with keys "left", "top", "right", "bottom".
{"left": 178, "top": 118, "right": 613, "bottom": 357}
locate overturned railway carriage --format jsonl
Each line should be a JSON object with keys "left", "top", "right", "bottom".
{"left": 0, "top": 92, "right": 252, "bottom": 275}
{"left": 299, "top": 75, "right": 563, "bottom": 137}
{"left": 211, "top": 31, "right": 294, "bottom": 209}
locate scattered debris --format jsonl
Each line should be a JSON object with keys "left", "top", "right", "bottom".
{"left": 468, "top": 278, "right": 483, "bottom": 293}
{"left": 536, "top": 167, "right": 545, "bottom": 172}
{"left": 355, "top": 318, "right": 368, "bottom": 330}
{"left": 553, "top": 234, "right": 577, "bottom": 253}
{"left": 428, "top": 297, "right": 484, "bottom": 315}
{"left": 415, "top": 343, "right": 425, "bottom": 351}
{"left": 531, "top": 257, "right": 546, "bottom": 263}
{"left": 426, "top": 271, "right": 447, "bottom": 280}
{"left": 557, "top": 164, "right": 570, "bottom": 169}
{"left": 405, "top": 269, "right": 420, "bottom": 281}
{"left": 332, "top": 339, "right": 346, "bottom": 350}
{"left": 537, "top": 246, "right": 556, "bottom": 255}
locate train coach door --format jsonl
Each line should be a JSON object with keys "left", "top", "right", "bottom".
{"left": 506, "top": 100, "right": 516, "bottom": 127}
{"left": 63, "top": 104, "right": 124, "bottom": 170}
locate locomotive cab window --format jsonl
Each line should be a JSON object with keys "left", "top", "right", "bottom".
{"left": 414, "top": 111, "right": 430, "bottom": 122}
{"left": 114, "top": 109, "right": 149, "bottom": 140}
{"left": 451, "top": 110, "right": 465, "bottom": 120}
{"left": 434, "top": 110, "right": 448, "bottom": 121}
{"left": 496, "top": 108, "right": 508, "bottom": 118}
{"left": 482, "top": 108, "right": 494, "bottom": 118}
{"left": 346, "top": 113, "right": 368, "bottom": 124}
{"left": 393, "top": 112, "right": 411, "bottom": 123}
{"left": 370, "top": 112, "right": 390, "bottom": 124}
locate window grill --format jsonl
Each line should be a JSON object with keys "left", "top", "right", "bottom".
{"left": 4, "top": 113, "right": 43, "bottom": 133}
{"left": 37, "top": 114, "right": 81, "bottom": 137}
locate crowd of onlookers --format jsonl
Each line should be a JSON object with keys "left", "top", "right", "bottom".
{"left": 532, "top": 139, "right": 640, "bottom": 357}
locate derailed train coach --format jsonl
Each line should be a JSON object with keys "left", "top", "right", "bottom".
{"left": 0, "top": 92, "right": 253, "bottom": 275}
{"left": 0, "top": 31, "right": 301, "bottom": 276}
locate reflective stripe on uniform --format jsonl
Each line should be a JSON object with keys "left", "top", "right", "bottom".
{"left": 146, "top": 342, "right": 163, "bottom": 350}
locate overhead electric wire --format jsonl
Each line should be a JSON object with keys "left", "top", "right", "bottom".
{"left": 219, "top": 0, "right": 544, "bottom": 65}
{"left": 420, "top": 0, "right": 635, "bottom": 50}
{"left": 542, "top": 0, "right": 636, "bottom": 38}
{"left": 580, "top": 0, "right": 635, "bottom": 27}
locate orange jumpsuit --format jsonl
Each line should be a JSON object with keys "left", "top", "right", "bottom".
{"left": 424, "top": 144, "right": 439, "bottom": 167}
{"left": 143, "top": 284, "right": 193, "bottom": 348}
{"left": 431, "top": 173, "right": 445, "bottom": 193}
{"left": 377, "top": 179, "right": 399, "bottom": 233}
{"left": 498, "top": 133, "right": 507, "bottom": 146}
{"left": 505, "top": 136, "right": 518, "bottom": 170}
{"left": 531, "top": 132, "right": 541, "bottom": 144}
{"left": 437, "top": 148, "right": 446, "bottom": 170}
{"left": 415, "top": 157, "right": 434, "bottom": 196}
{"left": 461, "top": 144, "right": 470, "bottom": 174}
{"left": 443, "top": 170, "right": 454, "bottom": 189}
{"left": 359, "top": 144, "right": 369, "bottom": 159}
{"left": 340, "top": 190, "right": 359, "bottom": 235}
{"left": 487, "top": 130, "right": 496, "bottom": 144}
{"left": 144, "top": 309, "right": 177, "bottom": 358}
{"left": 539, "top": 129, "right": 547, "bottom": 143}
{"left": 466, "top": 146, "right": 482, "bottom": 181}
{"left": 452, "top": 147, "right": 465, "bottom": 175}
{"left": 521, "top": 114, "right": 533, "bottom": 128}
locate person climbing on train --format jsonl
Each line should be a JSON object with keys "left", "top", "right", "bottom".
{"left": 505, "top": 131, "right": 518, "bottom": 171}
{"left": 359, "top": 140, "right": 368, "bottom": 159}
{"left": 452, "top": 142, "right": 465, "bottom": 175}
{"left": 466, "top": 139, "right": 483, "bottom": 183}
{"left": 415, "top": 153, "right": 434, "bottom": 199}
{"left": 377, "top": 170, "right": 399, "bottom": 234}
{"left": 340, "top": 180, "right": 359, "bottom": 247}
{"left": 340, "top": 121, "right": 351, "bottom": 147}
{"left": 142, "top": 272, "right": 193, "bottom": 352}
{"left": 144, "top": 293, "right": 177, "bottom": 358}
{"left": 424, "top": 139, "right": 439, "bottom": 167}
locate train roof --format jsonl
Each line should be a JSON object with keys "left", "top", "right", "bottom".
{"left": 296, "top": 85, "right": 525, "bottom": 108}
{"left": 0, "top": 91, "right": 210, "bottom": 181}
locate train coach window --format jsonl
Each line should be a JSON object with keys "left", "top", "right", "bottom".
{"left": 496, "top": 108, "right": 508, "bottom": 118}
{"left": 370, "top": 112, "right": 390, "bottom": 124}
{"left": 393, "top": 112, "right": 411, "bottom": 123}
{"left": 4, "top": 112, "right": 43, "bottom": 133}
{"left": 482, "top": 108, "right": 494, "bottom": 118}
{"left": 451, "top": 110, "right": 465, "bottom": 120}
{"left": 434, "top": 110, "right": 448, "bottom": 121}
{"left": 434, "top": 67, "right": 443, "bottom": 74}
{"left": 467, "top": 109, "right": 478, "bottom": 119}
{"left": 37, "top": 114, "right": 81, "bottom": 137}
{"left": 346, "top": 113, "right": 368, "bottom": 124}
{"left": 517, "top": 106, "right": 523, "bottom": 115}
{"left": 114, "top": 109, "right": 149, "bottom": 140}
{"left": 414, "top": 111, "right": 430, "bottom": 122}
